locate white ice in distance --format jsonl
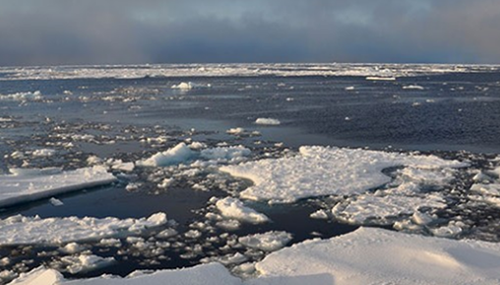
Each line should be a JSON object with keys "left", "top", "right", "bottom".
{"left": 0, "top": 90, "right": 42, "bottom": 101}
{"left": 215, "top": 197, "right": 269, "bottom": 224}
{"left": 0, "top": 166, "right": 117, "bottom": 208}
{"left": 221, "top": 146, "right": 466, "bottom": 203}
{"left": 171, "top": 82, "right": 193, "bottom": 90}
{"left": 0, "top": 212, "right": 167, "bottom": 245}
{"left": 402, "top": 84, "right": 425, "bottom": 90}
{"left": 254, "top": 118, "right": 281, "bottom": 125}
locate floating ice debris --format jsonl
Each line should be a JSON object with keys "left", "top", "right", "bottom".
{"left": 345, "top": 86, "right": 355, "bottom": 90}
{"left": 402, "top": 84, "right": 425, "bottom": 90}
{"left": 0, "top": 166, "right": 117, "bottom": 208}
{"left": 31, "top": 148, "right": 56, "bottom": 157}
{"left": 171, "top": 82, "right": 193, "bottom": 90}
{"left": 200, "top": 146, "right": 251, "bottom": 162}
{"left": 49, "top": 197, "right": 64, "bottom": 207}
{"left": 0, "top": 91, "right": 42, "bottom": 101}
{"left": 252, "top": 227, "right": 500, "bottom": 285}
{"left": 366, "top": 76, "right": 396, "bottom": 81}
{"left": 226, "top": 127, "right": 246, "bottom": 135}
{"left": 215, "top": 197, "right": 269, "bottom": 224}
{"left": 0, "top": 212, "right": 168, "bottom": 245}
{"left": 254, "top": 118, "right": 281, "bottom": 125}
{"left": 238, "top": 231, "right": 292, "bottom": 252}
{"left": 59, "top": 254, "right": 115, "bottom": 274}
{"left": 137, "top": 143, "right": 194, "bottom": 167}
{"left": 110, "top": 159, "right": 135, "bottom": 172}
{"left": 221, "top": 146, "right": 466, "bottom": 203}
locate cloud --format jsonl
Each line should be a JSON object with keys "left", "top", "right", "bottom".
{"left": 0, "top": 0, "right": 499, "bottom": 65}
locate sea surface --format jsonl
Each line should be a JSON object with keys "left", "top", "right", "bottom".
{"left": 1, "top": 64, "right": 500, "bottom": 282}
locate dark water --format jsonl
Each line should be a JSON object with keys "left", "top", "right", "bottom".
{"left": 1, "top": 69, "right": 500, "bottom": 282}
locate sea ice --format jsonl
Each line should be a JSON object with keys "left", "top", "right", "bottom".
{"left": 0, "top": 213, "right": 168, "bottom": 245}
{"left": 171, "top": 82, "right": 193, "bottom": 90}
{"left": 250, "top": 227, "right": 500, "bottom": 285}
{"left": 215, "top": 197, "right": 269, "bottom": 224}
{"left": 0, "top": 91, "right": 42, "bottom": 101}
{"left": 254, "top": 118, "right": 281, "bottom": 125}
{"left": 136, "top": 143, "right": 194, "bottom": 167}
{"left": 0, "top": 166, "right": 117, "bottom": 208}
{"left": 58, "top": 254, "right": 115, "bottom": 274}
{"left": 402, "top": 84, "right": 425, "bottom": 90}
{"left": 238, "top": 231, "right": 292, "bottom": 252}
{"left": 221, "top": 146, "right": 466, "bottom": 203}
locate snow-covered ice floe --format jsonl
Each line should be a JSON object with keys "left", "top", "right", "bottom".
{"left": 254, "top": 118, "right": 281, "bottom": 126}
{"left": 136, "top": 143, "right": 251, "bottom": 167}
{"left": 0, "top": 166, "right": 117, "bottom": 208}
{"left": 0, "top": 91, "right": 43, "bottom": 101}
{"left": 10, "top": 227, "right": 500, "bottom": 285}
{"left": 220, "top": 146, "right": 466, "bottom": 203}
{"left": 215, "top": 197, "right": 269, "bottom": 224}
{"left": 0, "top": 212, "right": 167, "bottom": 245}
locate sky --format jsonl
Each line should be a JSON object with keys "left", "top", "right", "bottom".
{"left": 1, "top": 0, "right": 500, "bottom": 66}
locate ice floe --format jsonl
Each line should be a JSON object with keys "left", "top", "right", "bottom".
{"left": 254, "top": 118, "right": 281, "bottom": 126}
{"left": 221, "top": 146, "right": 466, "bottom": 203}
{"left": 0, "top": 212, "right": 167, "bottom": 245}
{"left": 0, "top": 91, "right": 42, "bottom": 101}
{"left": 215, "top": 197, "right": 269, "bottom": 224}
{"left": 0, "top": 166, "right": 117, "bottom": 208}
{"left": 402, "top": 84, "right": 425, "bottom": 90}
{"left": 238, "top": 231, "right": 292, "bottom": 252}
{"left": 250, "top": 227, "right": 500, "bottom": 285}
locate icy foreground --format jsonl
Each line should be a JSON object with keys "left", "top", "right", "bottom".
{"left": 0, "top": 213, "right": 167, "bottom": 245}
{"left": 221, "top": 146, "right": 466, "bottom": 203}
{"left": 10, "top": 227, "right": 500, "bottom": 285}
{"left": 0, "top": 166, "right": 117, "bottom": 208}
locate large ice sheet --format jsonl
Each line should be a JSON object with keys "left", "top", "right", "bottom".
{"left": 0, "top": 166, "right": 117, "bottom": 208}
{"left": 250, "top": 227, "right": 500, "bottom": 285}
{"left": 0, "top": 213, "right": 167, "bottom": 245}
{"left": 221, "top": 146, "right": 466, "bottom": 203}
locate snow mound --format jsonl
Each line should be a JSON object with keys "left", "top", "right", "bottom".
{"left": 0, "top": 212, "right": 168, "bottom": 245}
{"left": 255, "top": 118, "right": 281, "bottom": 125}
{"left": 0, "top": 166, "right": 117, "bottom": 208}
{"left": 251, "top": 227, "right": 500, "bottom": 285}
{"left": 221, "top": 146, "right": 466, "bottom": 203}
{"left": 215, "top": 197, "right": 269, "bottom": 224}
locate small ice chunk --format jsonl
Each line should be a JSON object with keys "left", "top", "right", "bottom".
{"left": 310, "top": 209, "right": 329, "bottom": 219}
{"left": 49, "top": 197, "right": 64, "bottom": 207}
{"left": 137, "top": 143, "right": 194, "bottom": 167}
{"left": 61, "top": 254, "right": 115, "bottom": 274}
{"left": 215, "top": 197, "right": 269, "bottom": 224}
{"left": 239, "top": 231, "right": 292, "bottom": 252}
{"left": 200, "top": 146, "right": 251, "bottom": 161}
{"left": 32, "top": 149, "right": 56, "bottom": 157}
{"left": 254, "top": 118, "right": 281, "bottom": 125}
{"left": 171, "top": 82, "right": 193, "bottom": 90}
{"left": 226, "top": 127, "right": 246, "bottom": 135}
{"left": 402, "top": 85, "right": 425, "bottom": 90}
{"left": 345, "top": 86, "right": 355, "bottom": 91}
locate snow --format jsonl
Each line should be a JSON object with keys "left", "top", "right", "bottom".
{"left": 239, "top": 231, "right": 293, "bottom": 252}
{"left": 221, "top": 146, "right": 466, "bottom": 203}
{"left": 0, "top": 166, "right": 117, "bottom": 208}
{"left": 215, "top": 197, "right": 269, "bottom": 224}
{"left": 0, "top": 212, "right": 168, "bottom": 245}
{"left": 254, "top": 118, "right": 281, "bottom": 126}
{"left": 250, "top": 227, "right": 500, "bottom": 285}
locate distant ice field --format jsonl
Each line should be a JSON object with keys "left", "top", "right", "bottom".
{"left": 1, "top": 64, "right": 500, "bottom": 284}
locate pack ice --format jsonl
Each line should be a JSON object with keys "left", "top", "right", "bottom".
{"left": 220, "top": 146, "right": 466, "bottom": 203}
{"left": 10, "top": 227, "right": 500, "bottom": 285}
{"left": 0, "top": 166, "right": 117, "bottom": 208}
